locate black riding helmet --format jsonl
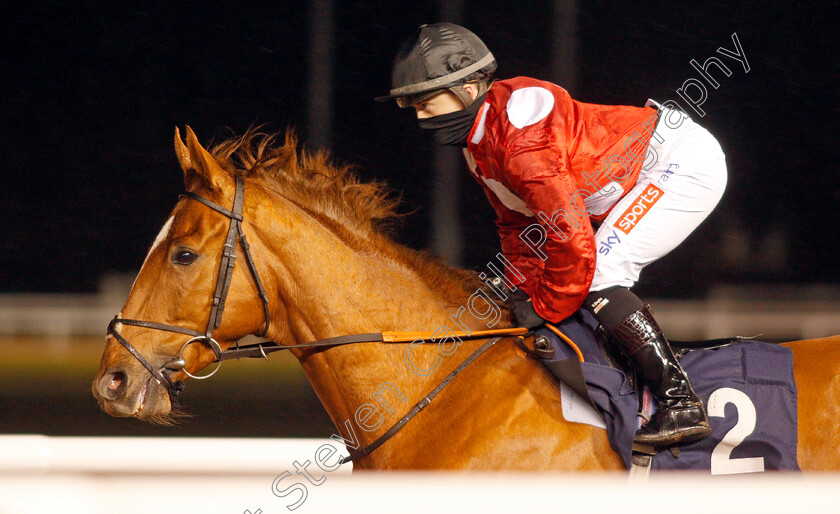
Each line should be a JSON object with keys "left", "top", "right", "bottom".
{"left": 376, "top": 23, "right": 497, "bottom": 108}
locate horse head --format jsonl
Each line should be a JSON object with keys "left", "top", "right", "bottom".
{"left": 93, "top": 127, "right": 277, "bottom": 421}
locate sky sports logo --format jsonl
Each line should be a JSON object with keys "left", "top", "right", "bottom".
{"left": 616, "top": 184, "right": 664, "bottom": 234}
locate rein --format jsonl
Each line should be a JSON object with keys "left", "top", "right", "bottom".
{"left": 339, "top": 335, "right": 505, "bottom": 464}
{"left": 106, "top": 176, "right": 529, "bottom": 398}
{"left": 214, "top": 327, "right": 528, "bottom": 360}
{"left": 107, "top": 175, "right": 549, "bottom": 464}
{"left": 108, "top": 177, "right": 583, "bottom": 464}
{"left": 107, "top": 173, "right": 578, "bottom": 465}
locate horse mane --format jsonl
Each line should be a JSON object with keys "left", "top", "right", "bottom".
{"left": 207, "top": 128, "right": 493, "bottom": 307}
{"left": 210, "top": 127, "right": 398, "bottom": 234}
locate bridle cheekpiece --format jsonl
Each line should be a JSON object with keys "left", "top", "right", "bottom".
{"left": 107, "top": 176, "right": 271, "bottom": 402}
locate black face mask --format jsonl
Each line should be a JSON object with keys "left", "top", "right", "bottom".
{"left": 417, "top": 92, "right": 488, "bottom": 147}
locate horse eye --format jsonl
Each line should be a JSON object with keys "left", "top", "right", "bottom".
{"left": 172, "top": 249, "right": 198, "bottom": 266}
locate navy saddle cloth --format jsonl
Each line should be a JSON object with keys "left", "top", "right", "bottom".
{"left": 537, "top": 310, "right": 799, "bottom": 472}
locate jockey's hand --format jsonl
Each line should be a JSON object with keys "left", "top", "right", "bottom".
{"left": 510, "top": 289, "right": 546, "bottom": 329}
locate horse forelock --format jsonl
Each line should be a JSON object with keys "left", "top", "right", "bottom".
{"left": 204, "top": 127, "right": 497, "bottom": 311}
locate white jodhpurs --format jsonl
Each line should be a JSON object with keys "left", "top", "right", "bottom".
{"left": 589, "top": 104, "right": 727, "bottom": 292}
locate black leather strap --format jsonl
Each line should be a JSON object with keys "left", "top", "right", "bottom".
{"left": 115, "top": 318, "right": 203, "bottom": 338}
{"left": 339, "top": 336, "right": 503, "bottom": 464}
{"left": 181, "top": 192, "right": 242, "bottom": 221}
{"left": 239, "top": 232, "right": 271, "bottom": 337}
{"left": 205, "top": 177, "right": 246, "bottom": 336}
{"left": 107, "top": 317, "right": 184, "bottom": 396}
{"left": 217, "top": 332, "right": 385, "bottom": 361}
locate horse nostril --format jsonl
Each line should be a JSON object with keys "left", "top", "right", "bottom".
{"left": 108, "top": 372, "right": 124, "bottom": 390}
{"left": 100, "top": 369, "right": 128, "bottom": 400}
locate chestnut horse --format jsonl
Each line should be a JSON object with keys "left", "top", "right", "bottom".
{"left": 93, "top": 127, "right": 840, "bottom": 471}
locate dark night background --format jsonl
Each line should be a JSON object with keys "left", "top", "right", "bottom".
{"left": 2, "top": 1, "right": 837, "bottom": 297}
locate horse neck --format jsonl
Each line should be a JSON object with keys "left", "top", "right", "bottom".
{"left": 248, "top": 187, "right": 502, "bottom": 438}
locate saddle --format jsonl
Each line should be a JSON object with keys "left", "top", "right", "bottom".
{"left": 519, "top": 309, "right": 799, "bottom": 472}
{"left": 518, "top": 310, "right": 741, "bottom": 423}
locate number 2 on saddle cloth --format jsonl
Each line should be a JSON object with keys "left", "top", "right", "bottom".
{"left": 533, "top": 309, "right": 799, "bottom": 473}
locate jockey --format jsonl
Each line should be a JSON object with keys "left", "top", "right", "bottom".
{"left": 377, "top": 23, "right": 727, "bottom": 450}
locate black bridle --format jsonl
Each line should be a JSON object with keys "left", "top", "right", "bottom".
{"left": 106, "top": 174, "right": 535, "bottom": 463}
{"left": 107, "top": 175, "right": 443, "bottom": 402}
{"left": 107, "top": 176, "right": 271, "bottom": 401}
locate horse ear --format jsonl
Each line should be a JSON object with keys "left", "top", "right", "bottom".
{"left": 179, "top": 126, "right": 226, "bottom": 193}
{"left": 174, "top": 127, "right": 191, "bottom": 172}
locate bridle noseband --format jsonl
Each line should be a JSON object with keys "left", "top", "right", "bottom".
{"left": 107, "top": 176, "right": 271, "bottom": 402}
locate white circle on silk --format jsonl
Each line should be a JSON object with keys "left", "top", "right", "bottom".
{"left": 506, "top": 87, "right": 555, "bottom": 129}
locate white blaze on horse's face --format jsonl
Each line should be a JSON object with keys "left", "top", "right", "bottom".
{"left": 145, "top": 216, "right": 175, "bottom": 267}
{"left": 129, "top": 216, "right": 175, "bottom": 292}
{"left": 149, "top": 216, "right": 175, "bottom": 258}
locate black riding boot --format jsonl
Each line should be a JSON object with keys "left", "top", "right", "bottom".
{"left": 608, "top": 305, "right": 711, "bottom": 450}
